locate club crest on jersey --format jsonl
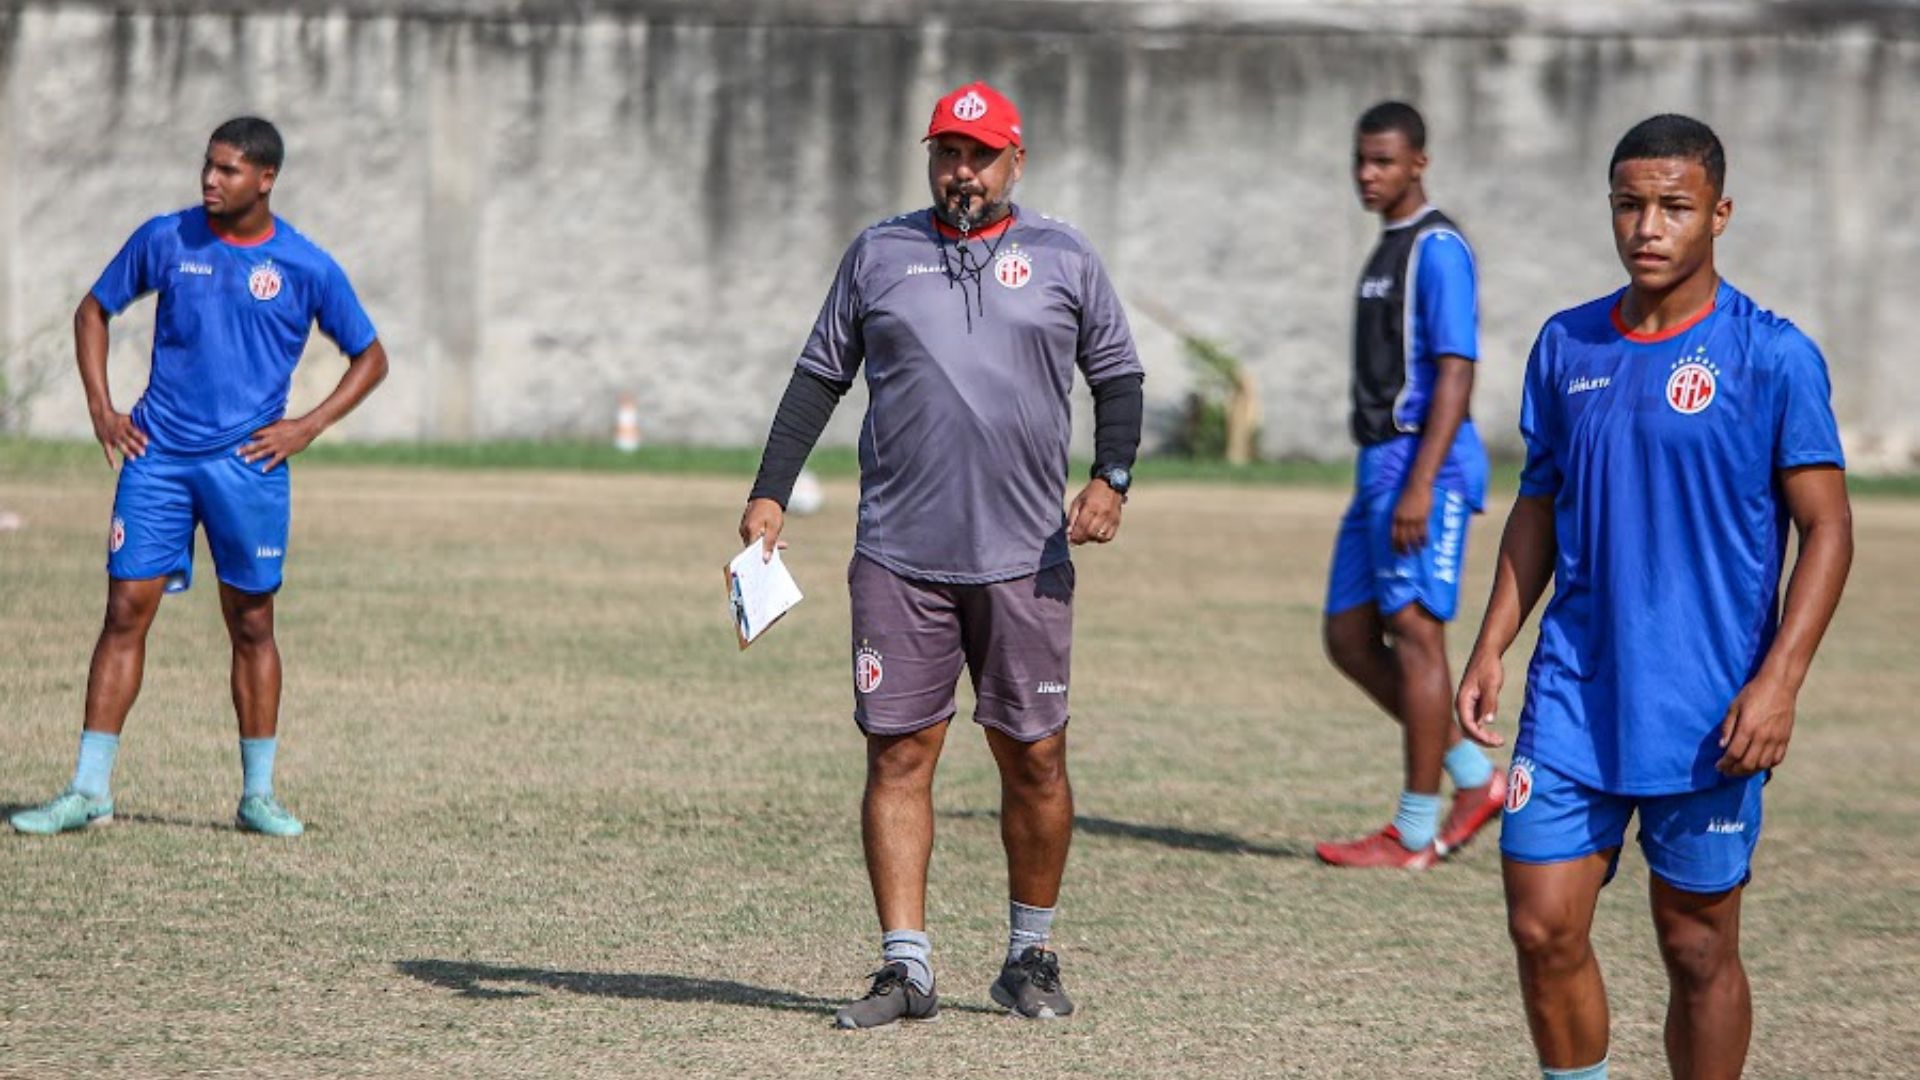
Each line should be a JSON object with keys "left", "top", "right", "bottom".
{"left": 855, "top": 644, "right": 884, "bottom": 694}
{"left": 994, "top": 248, "right": 1033, "bottom": 290}
{"left": 951, "top": 91, "right": 989, "bottom": 121}
{"left": 109, "top": 516, "right": 126, "bottom": 554}
{"left": 248, "top": 263, "right": 283, "bottom": 302}
{"left": 1666, "top": 347, "right": 1720, "bottom": 415}
{"left": 1506, "top": 758, "right": 1534, "bottom": 813}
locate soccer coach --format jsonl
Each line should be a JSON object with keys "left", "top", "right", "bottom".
{"left": 740, "top": 82, "right": 1145, "bottom": 1028}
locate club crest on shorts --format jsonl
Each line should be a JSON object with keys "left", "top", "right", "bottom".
{"left": 951, "top": 90, "right": 989, "bottom": 121}
{"left": 994, "top": 248, "right": 1032, "bottom": 290}
{"left": 248, "top": 263, "right": 283, "bottom": 302}
{"left": 1666, "top": 347, "right": 1719, "bottom": 415}
{"left": 1506, "top": 758, "right": 1534, "bottom": 813}
{"left": 109, "top": 516, "right": 126, "bottom": 554}
{"left": 855, "top": 644, "right": 884, "bottom": 694}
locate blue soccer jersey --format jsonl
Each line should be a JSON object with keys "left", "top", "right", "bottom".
{"left": 90, "top": 208, "right": 377, "bottom": 455}
{"left": 1514, "top": 281, "right": 1845, "bottom": 795}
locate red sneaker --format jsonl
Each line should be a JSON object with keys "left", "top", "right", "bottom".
{"left": 1435, "top": 768, "right": 1508, "bottom": 858}
{"left": 1315, "top": 825, "right": 1438, "bottom": 869}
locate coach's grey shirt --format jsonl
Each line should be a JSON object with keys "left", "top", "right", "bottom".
{"left": 797, "top": 206, "right": 1144, "bottom": 585}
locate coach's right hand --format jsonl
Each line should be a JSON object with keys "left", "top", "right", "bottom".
{"left": 90, "top": 408, "right": 147, "bottom": 468}
{"left": 739, "top": 498, "right": 787, "bottom": 563}
{"left": 1455, "top": 649, "right": 1506, "bottom": 748}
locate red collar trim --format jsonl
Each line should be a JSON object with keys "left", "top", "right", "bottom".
{"left": 1611, "top": 290, "right": 1716, "bottom": 343}
{"left": 932, "top": 211, "right": 1015, "bottom": 240}
{"left": 212, "top": 220, "right": 276, "bottom": 248}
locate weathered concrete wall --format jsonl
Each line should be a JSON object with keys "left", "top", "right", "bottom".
{"left": 3, "top": 1, "right": 1917, "bottom": 465}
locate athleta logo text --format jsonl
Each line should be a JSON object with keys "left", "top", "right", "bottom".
{"left": 1567, "top": 376, "right": 1611, "bottom": 395}
{"left": 1359, "top": 276, "right": 1393, "bottom": 300}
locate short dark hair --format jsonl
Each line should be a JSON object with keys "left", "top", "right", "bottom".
{"left": 1609, "top": 114, "right": 1724, "bottom": 192}
{"left": 210, "top": 117, "right": 284, "bottom": 171}
{"left": 1356, "top": 101, "right": 1426, "bottom": 152}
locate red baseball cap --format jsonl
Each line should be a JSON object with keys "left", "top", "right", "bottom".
{"left": 924, "top": 82, "right": 1022, "bottom": 150}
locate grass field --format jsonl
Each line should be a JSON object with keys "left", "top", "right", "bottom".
{"left": 1, "top": 449, "right": 1915, "bottom": 1078}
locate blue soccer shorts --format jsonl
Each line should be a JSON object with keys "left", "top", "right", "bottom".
{"left": 106, "top": 446, "right": 290, "bottom": 595}
{"left": 1325, "top": 484, "right": 1471, "bottom": 621}
{"left": 1500, "top": 755, "right": 1765, "bottom": 895}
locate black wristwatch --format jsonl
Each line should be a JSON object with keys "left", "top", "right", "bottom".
{"left": 1092, "top": 464, "right": 1132, "bottom": 500}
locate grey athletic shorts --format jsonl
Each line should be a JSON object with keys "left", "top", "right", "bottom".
{"left": 847, "top": 555, "right": 1074, "bottom": 743}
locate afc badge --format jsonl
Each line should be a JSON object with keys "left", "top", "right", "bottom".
{"left": 855, "top": 645, "right": 885, "bottom": 694}
{"left": 1505, "top": 758, "right": 1534, "bottom": 813}
{"left": 994, "top": 249, "right": 1032, "bottom": 290}
{"left": 109, "top": 516, "right": 126, "bottom": 554}
{"left": 951, "top": 90, "right": 989, "bottom": 122}
{"left": 248, "top": 263, "right": 283, "bottom": 302}
{"left": 1666, "top": 347, "right": 1719, "bottom": 415}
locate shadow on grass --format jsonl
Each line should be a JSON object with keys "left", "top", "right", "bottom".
{"left": 395, "top": 959, "right": 999, "bottom": 1016}
{"left": 943, "top": 809, "right": 1312, "bottom": 860}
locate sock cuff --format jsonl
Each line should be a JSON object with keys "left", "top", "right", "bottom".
{"left": 882, "top": 928, "right": 930, "bottom": 948}
{"left": 1542, "top": 1058, "right": 1608, "bottom": 1080}
{"left": 80, "top": 730, "right": 121, "bottom": 747}
{"left": 1010, "top": 900, "right": 1055, "bottom": 918}
{"left": 240, "top": 736, "right": 277, "bottom": 747}
{"left": 1399, "top": 790, "right": 1445, "bottom": 809}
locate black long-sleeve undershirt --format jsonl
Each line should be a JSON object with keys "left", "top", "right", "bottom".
{"left": 749, "top": 369, "right": 850, "bottom": 507}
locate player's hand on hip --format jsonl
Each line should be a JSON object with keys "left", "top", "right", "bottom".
{"left": 1067, "top": 482, "right": 1124, "bottom": 545}
{"left": 739, "top": 498, "right": 787, "bottom": 562}
{"left": 240, "top": 417, "right": 319, "bottom": 472}
{"left": 1455, "top": 650, "right": 1506, "bottom": 748}
{"left": 91, "top": 410, "right": 147, "bottom": 468}
{"left": 1717, "top": 673, "right": 1797, "bottom": 776}
{"left": 1392, "top": 484, "right": 1432, "bottom": 554}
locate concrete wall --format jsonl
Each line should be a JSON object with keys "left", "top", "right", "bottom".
{"left": 3, "top": 1, "right": 1916, "bottom": 465}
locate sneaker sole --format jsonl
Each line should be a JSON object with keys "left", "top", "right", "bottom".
{"left": 833, "top": 1011, "right": 940, "bottom": 1030}
{"left": 10, "top": 812, "right": 113, "bottom": 836}
{"left": 234, "top": 816, "right": 304, "bottom": 837}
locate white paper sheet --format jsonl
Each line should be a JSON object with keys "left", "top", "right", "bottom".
{"left": 725, "top": 542, "right": 804, "bottom": 648}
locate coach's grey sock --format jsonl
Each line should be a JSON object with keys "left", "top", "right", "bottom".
{"left": 1542, "top": 1058, "right": 1607, "bottom": 1080}
{"left": 1007, "top": 900, "right": 1055, "bottom": 964}
{"left": 881, "top": 929, "right": 933, "bottom": 994}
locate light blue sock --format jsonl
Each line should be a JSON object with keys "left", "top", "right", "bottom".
{"left": 881, "top": 929, "right": 933, "bottom": 994}
{"left": 1444, "top": 740, "right": 1495, "bottom": 789}
{"left": 240, "top": 737, "right": 278, "bottom": 799}
{"left": 1008, "top": 900, "right": 1056, "bottom": 964}
{"left": 1393, "top": 790, "right": 1444, "bottom": 850}
{"left": 1543, "top": 1059, "right": 1608, "bottom": 1080}
{"left": 71, "top": 731, "right": 120, "bottom": 799}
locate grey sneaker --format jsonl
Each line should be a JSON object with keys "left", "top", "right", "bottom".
{"left": 833, "top": 962, "right": 939, "bottom": 1029}
{"left": 991, "top": 946, "right": 1074, "bottom": 1019}
{"left": 235, "top": 794, "right": 305, "bottom": 837}
{"left": 9, "top": 790, "right": 114, "bottom": 835}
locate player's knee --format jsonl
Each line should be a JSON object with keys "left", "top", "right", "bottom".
{"left": 101, "top": 589, "right": 160, "bottom": 638}
{"left": 225, "top": 603, "right": 276, "bottom": 650}
{"left": 1323, "top": 619, "right": 1373, "bottom": 675}
{"left": 1387, "top": 614, "right": 1446, "bottom": 668}
{"left": 1657, "top": 917, "right": 1739, "bottom": 989}
{"left": 868, "top": 734, "right": 941, "bottom": 789}
{"left": 1508, "top": 908, "right": 1588, "bottom": 972}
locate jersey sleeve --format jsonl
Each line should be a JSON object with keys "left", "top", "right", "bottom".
{"left": 1075, "top": 247, "right": 1144, "bottom": 385}
{"left": 1517, "top": 327, "right": 1562, "bottom": 496}
{"left": 795, "top": 236, "right": 867, "bottom": 383}
{"left": 316, "top": 258, "right": 379, "bottom": 357}
{"left": 1772, "top": 327, "right": 1846, "bottom": 470}
{"left": 1414, "top": 230, "right": 1478, "bottom": 361}
{"left": 89, "top": 217, "right": 168, "bottom": 315}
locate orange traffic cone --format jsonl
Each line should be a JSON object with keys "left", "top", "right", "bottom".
{"left": 614, "top": 395, "right": 642, "bottom": 452}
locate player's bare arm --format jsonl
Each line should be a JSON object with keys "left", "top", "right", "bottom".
{"left": 1716, "top": 464, "right": 1852, "bottom": 776}
{"left": 241, "top": 341, "right": 389, "bottom": 471}
{"left": 74, "top": 293, "right": 147, "bottom": 468}
{"left": 1456, "top": 492, "right": 1557, "bottom": 746}
{"left": 1392, "top": 354, "right": 1473, "bottom": 553}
